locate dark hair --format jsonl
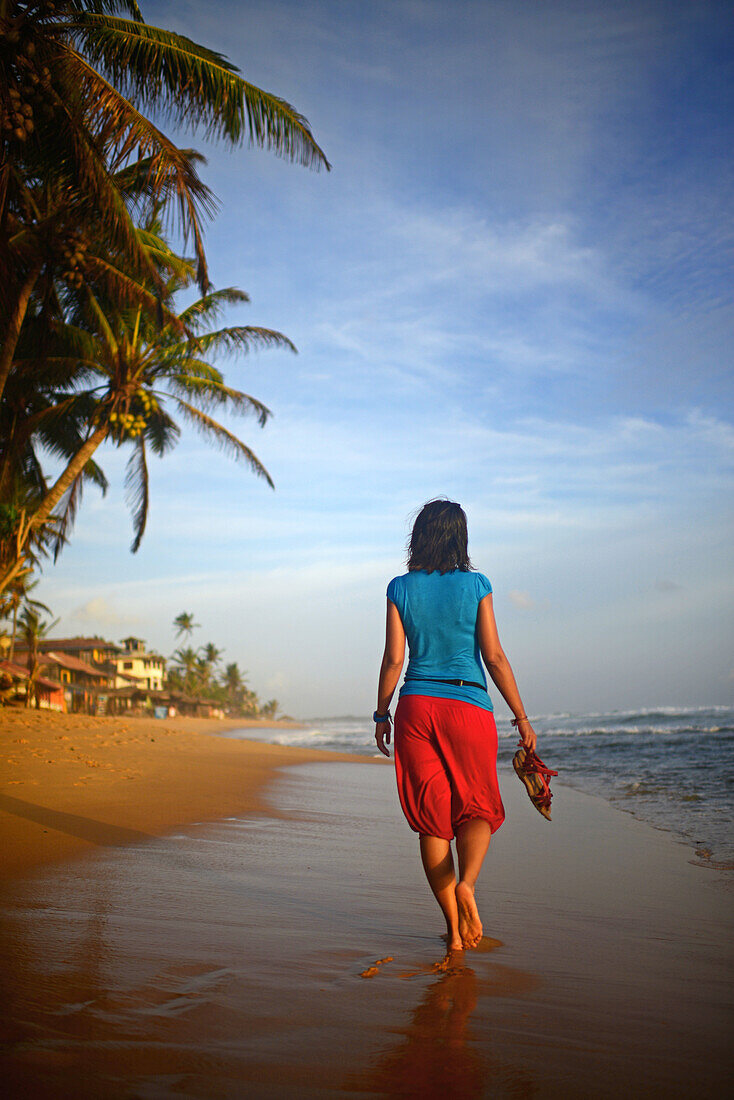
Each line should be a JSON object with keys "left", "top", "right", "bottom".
{"left": 407, "top": 499, "right": 472, "bottom": 574}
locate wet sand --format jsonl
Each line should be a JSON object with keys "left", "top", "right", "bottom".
{"left": 1, "top": 742, "right": 731, "bottom": 1098}
{"left": 0, "top": 708, "right": 371, "bottom": 878}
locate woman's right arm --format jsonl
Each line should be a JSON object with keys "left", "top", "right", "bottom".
{"left": 477, "top": 594, "right": 537, "bottom": 752}
{"left": 374, "top": 599, "right": 406, "bottom": 758}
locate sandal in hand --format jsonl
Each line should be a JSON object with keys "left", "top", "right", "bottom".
{"left": 513, "top": 746, "right": 558, "bottom": 821}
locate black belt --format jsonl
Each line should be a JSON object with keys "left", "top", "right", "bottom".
{"left": 404, "top": 676, "right": 487, "bottom": 692}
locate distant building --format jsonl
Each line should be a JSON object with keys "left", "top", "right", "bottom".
{"left": 10, "top": 634, "right": 165, "bottom": 713}
{"left": 27, "top": 635, "right": 121, "bottom": 665}
{"left": 43, "top": 651, "right": 114, "bottom": 712}
{"left": 114, "top": 637, "right": 166, "bottom": 692}
{"left": 0, "top": 659, "right": 66, "bottom": 710}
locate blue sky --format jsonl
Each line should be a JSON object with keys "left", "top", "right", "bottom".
{"left": 37, "top": 0, "right": 733, "bottom": 717}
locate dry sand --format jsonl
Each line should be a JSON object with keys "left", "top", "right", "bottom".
{"left": 1, "top": 710, "right": 732, "bottom": 1098}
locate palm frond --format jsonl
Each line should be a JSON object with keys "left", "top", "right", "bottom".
{"left": 67, "top": 54, "right": 218, "bottom": 287}
{"left": 83, "top": 256, "right": 184, "bottom": 330}
{"left": 11, "top": 356, "right": 102, "bottom": 379}
{"left": 143, "top": 406, "right": 180, "bottom": 458}
{"left": 45, "top": 322, "right": 104, "bottom": 365}
{"left": 40, "top": 65, "right": 161, "bottom": 286}
{"left": 166, "top": 370, "right": 272, "bottom": 426}
{"left": 124, "top": 435, "right": 149, "bottom": 553}
{"left": 189, "top": 325, "right": 297, "bottom": 358}
{"left": 68, "top": 2, "right": 144, "bottom": 19}
{"left": 65, "top": 14, "right": 330, "bottom": 169}
{"left": 178, "top": 288, "right": 250, "bottom": 331}
{"left": 169, "top": 397, "right": 274, "bottom": 488}
{"left": 135, "top": 228, "right": 196, "bottom": 282}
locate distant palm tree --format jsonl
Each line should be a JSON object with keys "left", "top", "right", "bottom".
{"left": 0, "top": 574, "right": 51, "bottom": 660}
{"left": 223, "top": 661, "right": 244, "bottom": 696}
{"left": 20, "top": 605, "right": 58, "bottom": 708}
{"left": 169, "top": 644, "right": 199, "bottom": 695}
{"left": 202, "top": 642, "right": 222, "bottom": 667}
{"left": 260, "top": 699, "right": 279, "bottom": 719}
{"left": 173, "top": 611, "right": 199, "bottom": 640}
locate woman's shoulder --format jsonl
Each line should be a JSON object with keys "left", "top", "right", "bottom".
{"left": 387, "top": 572, "right": 409, "bottom": 600}
{"left": 467, "top": 570, "right": 492, "bottom": 596}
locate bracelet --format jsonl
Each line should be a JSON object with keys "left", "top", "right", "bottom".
{"left": 373, "top": 709, "right": 391, "bottom": 724}
{"left": 511, "top": 715, "right": 529, "bottom": 727}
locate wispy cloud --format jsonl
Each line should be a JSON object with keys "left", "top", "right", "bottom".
{"left": 72, "top": 597, "right": 142, "bottom": 629}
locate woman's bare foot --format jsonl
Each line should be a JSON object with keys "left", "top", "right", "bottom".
{"left": 441, "top": 930, "right": 465, "bottom": 952}
{"left": 455, "top": 881, "right": 482, "bottom": 948}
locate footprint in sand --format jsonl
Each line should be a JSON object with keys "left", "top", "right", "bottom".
{"left": 359, "top": 956, "right": 394, "bottom": 979}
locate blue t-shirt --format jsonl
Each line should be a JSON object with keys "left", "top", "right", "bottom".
{"left": 387, "top": 569, "right": 493, "bottom": 712}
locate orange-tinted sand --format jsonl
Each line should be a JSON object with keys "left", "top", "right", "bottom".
{"left": 0, "top": 708, "right": 377, "bottom": 879}
{"left": 1, "top": 711, "right": 732, "bottom": 1097}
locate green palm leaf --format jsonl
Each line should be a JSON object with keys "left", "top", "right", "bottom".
{"left": 125, "top": 435, "right": 149, "bottom": 552}
{"left": 179, "top": 288, "right": 250, "bottom": 331}
{"left": 142, "top": 405, "right": 180, "bottom": 458}
{"left": 66, "top": 13, "right": 331, "bottom": 169}
{"left": 169, "top": 397, "right": 274, "bottom": 487}
{"left": 166, "top": 370, "right": 272, "bottom": 425}
{"left": 187, "top": 325, "right": 297, "bottom": 359}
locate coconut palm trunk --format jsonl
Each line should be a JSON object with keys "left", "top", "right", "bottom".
{"left": 0, "top": 421, "right": 109, "bottom": 598}
{"left": 0, "top": 262, "right": 43, "bottom": 407}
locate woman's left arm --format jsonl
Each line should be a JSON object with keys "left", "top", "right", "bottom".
{"left": 477, "top": 594, "right": 538, "bottom": 752}
{"left": 375, "top": 599, "right": 406, "bottom": 757}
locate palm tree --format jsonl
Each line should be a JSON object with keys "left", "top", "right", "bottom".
{"left": 173, "top": 611, "right": 199, "bottom": 640}
{"left": 20, "top": 604, "right": 58, "bottom": 707}
{"left": 1, "top": 0, "right": 329, "bottom": 405}
{"left": 169, "top": 644, "right": 198, "bottom": 695}
{"left": 0, "top": 572, "right": 51, "bottom": 659}
{"left": 194, "top": 641, "right": 223, "bottom": 697}
{"left": 0, "top": 222, "right": 295, "bottom": 595}
{"left": 202, "top": 642, "right": 222, "bottom": 666}
{"left": 223, "top": 661, "right": 244, "bottom": 690}
{"left": 222, "top": 660, "right": 245, "bottom": 709}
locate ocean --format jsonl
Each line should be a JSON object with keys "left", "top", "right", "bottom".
{"left": 225, "top": 705, "right": 734, "bottom": 867}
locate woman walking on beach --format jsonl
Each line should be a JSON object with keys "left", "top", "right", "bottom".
{"left": 374, "top": 499, "right": 538, "bottom": 952}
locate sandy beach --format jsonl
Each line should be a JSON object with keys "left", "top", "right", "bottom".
{"left": 0, "top": 709, "right": 373, "bottom": 880}
{"left": 1, "top": 710, "right": 732, "bottom": 1097}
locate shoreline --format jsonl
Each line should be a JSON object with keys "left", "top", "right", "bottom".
{"left": 0, "top": 707, "right": 382, "bottom": 880}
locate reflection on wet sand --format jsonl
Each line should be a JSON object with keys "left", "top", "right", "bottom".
{"left": 350, "top": 947, "right": 537, "bottom": 1099}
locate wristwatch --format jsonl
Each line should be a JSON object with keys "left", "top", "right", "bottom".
{"left": 373, "top": 710, "right": 391, "bottom": 723}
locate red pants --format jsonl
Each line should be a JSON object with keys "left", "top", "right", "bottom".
{"left": 394, "top": 694, "right": 505, "bottom": 840}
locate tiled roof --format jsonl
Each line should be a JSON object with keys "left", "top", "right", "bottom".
{"left": 43, "top": 651, "right": 110, "bottom": 678}
{"left": 38, "top": 636, "right": 121, "bottom": 653}
{"left": 0, "top": 660, "right": 62, "bottom": 691}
